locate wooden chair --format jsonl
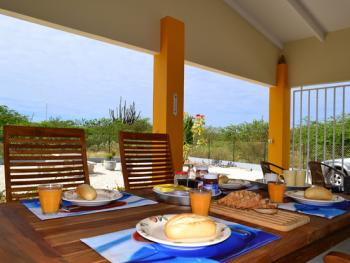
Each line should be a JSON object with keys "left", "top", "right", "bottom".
{"left": 119, "top": 131, "right": 174, "bottom": 190}
{"left": 324, "top": 251, "right": 350, "bottom": 263}
{"left": 3, "top": 125, "right": 90, "bottom": 201}
{"left": 260, "top": 161, "right": 285, "bottom": 175}
{"left": 308, "top": 161, "right": 346, "bottom": 188}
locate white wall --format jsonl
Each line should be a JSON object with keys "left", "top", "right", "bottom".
{"left": 0, "top": 0, "right": 280, "bottom": 86}
{"left": 284, "top": 28, "right": 350, "bottom": 87}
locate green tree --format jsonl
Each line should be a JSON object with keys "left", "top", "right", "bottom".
{"left": 183, "top": 113, "right": 194, "bottom": 145}
{"left": 0, "top": 105, "right": 29, "bottom": 142}
{"left": 36, "top": 117, "right": 77, "bottom": 128}
{"left": 222, "top": 125, "right": 239, "bottom": 161}
{"left": 81, "top": 118, "right": 115, "bottom": 153}
{"left": 0, "top": 105, "right": 29, "bottom": 127}
{"left": 292, "top": 114, "right": 350, "bottom": 164}
{"left": 183, "top": 114, "right": 207, "bottom": 162}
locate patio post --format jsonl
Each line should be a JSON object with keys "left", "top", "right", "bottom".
{"left": 268, "top": 56, "right": 290, "bottom": 169}
{"left": 153, "top": 16, "right": 185, "bottom": 171}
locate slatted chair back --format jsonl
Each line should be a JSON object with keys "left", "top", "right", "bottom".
{"left": 260, "top": 161, "right": 285, "bottom": 175}
{"left": 3, "top": 125, "right": 90, "bottom": 202}
{"left": 119, "top": 131, "right": 174, "bottom": 190}
{"left": 308, "top": 161, "right": 346, "bottom": 188}
{"left": 308, "top": 161, "right": 326, "bottom": 187}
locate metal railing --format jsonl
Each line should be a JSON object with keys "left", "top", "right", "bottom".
{"left": 291, "top": 84, "right": 349, "bottom": 174}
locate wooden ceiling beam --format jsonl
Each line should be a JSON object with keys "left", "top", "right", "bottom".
{"left": 224, "top": 0, "right": 283, "bottom": 49}
{"left": 286, "top": 0, "right": 326, "bottom": 42}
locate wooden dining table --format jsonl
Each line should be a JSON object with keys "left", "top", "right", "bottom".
{"left": 0, "top": 189, "right": 349, "bottom": 263}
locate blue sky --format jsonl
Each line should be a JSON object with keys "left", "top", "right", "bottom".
{"left": 0, "top": 14, "right": 271, "bottom": 127}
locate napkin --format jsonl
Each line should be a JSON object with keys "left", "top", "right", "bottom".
{"left": 278, "top": 201, "right": 350, "bottom": 219}
{"left": 81, "top": 217, "right": 279, "bottom": 263}
{"left": 21, "top": 192, "right": 157, "bottom": 220}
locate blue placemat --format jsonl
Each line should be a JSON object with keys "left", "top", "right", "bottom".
{"left": 279, "top": 200, "right": 350, "bottom": 219}
{"left": 21, "top": 192, "right": 157, "bottom": 220}
{"left": 81, "top": 217, "right": 280, "bottom": 263}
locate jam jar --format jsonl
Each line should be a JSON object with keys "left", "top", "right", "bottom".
{"left": 203, "top": 173, "right": 219, "bottom": 196}
{"left": 195, "top": 165, "right": 209, "bottom": 188}
{"left": 174, "top": 171, "right": 188, "bottom": 186}
{"left": 195, "top": 165, "right": 209, "bottom": 180}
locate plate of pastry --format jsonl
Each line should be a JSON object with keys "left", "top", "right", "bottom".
{"left": 62, "top": 184, "right": 123, "bottom": 206}
{"left": 136, "top": 214, "right": 231, "bottom": 247}
{"left": 285, "top": 186, "right": 346, "bottom": 206}
{"left": 217, "top": 190, "right": 278, "bottom": 214}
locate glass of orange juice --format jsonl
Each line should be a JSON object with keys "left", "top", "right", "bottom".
{"left": 189, "top": 188, "right": 212, "bottom": 216}
{"left": 38, "top": 184, "right": 63, "bottom": 214}
{"left": 268, "top": 182, "right": 286, "bottom": 203}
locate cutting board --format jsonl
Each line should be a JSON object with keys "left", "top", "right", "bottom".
{"left": 210, "top": 202, "right": 310, "bottom": 232}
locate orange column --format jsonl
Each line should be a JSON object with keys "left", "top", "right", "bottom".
{"left": 268, "top": 56, "right": 290, "bottom": 169}
{"left": 153, "top": 16, "right": 185, "bottom": 171}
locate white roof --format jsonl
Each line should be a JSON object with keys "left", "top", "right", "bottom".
{"left": 225, "top": 0, "right": 350, "bottom": 48}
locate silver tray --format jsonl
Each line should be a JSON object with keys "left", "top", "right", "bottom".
{"left": 153, "top": 189, "right": 190, "bottom": 206}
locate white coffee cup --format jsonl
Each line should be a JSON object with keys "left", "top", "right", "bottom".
{"left": 265, "top": 173, "right": 278, "bottom": 183}
{"left": 283, "top": 170, "right": 296, "bottom": 186}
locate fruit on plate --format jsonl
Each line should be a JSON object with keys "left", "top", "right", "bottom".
{"left": 76, "top": 184, "right": 97, "bottom": 200}
{"left": 164, "top": 213, "right": 216, "bottom": 241}
{"left": 227, "top": 179, "right": 247, "bottom": 185}
{"left": 218, "top": 175, "right": 229, "bottom": 184}
{"left": 304, "top": 186, "right": 333, "bottom": 200}
{"left": 153, "top": 184, "right": 191, "bottom": 193}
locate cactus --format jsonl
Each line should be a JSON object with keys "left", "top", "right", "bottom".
{"left": 109, "top": 97, "right": 141, "bottom": 125}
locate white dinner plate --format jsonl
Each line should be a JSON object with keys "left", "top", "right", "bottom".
{"left": 285, "top": 190, "right": 345, "bottom": 206}
{"left": 136, "top": 214, "right": 231, "bottom": 247}
{"left": 219, "top": 179, "right": 251, "bottom": 190}
{"left": 62, "top": 189, "right": 123, "bottom": 206}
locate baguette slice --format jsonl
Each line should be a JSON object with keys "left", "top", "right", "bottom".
{"left": 164, "top": 213, "right": 217, "bottom": 242}
{"left": 76, "top": 184, "right": 97, "bottom": 200}
{"left": 304, "top": 186, "right": 333, "bottom": 200}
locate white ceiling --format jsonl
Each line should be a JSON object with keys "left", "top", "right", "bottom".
{"left": 224, "top": 0, "right": 350, "bottom": 48}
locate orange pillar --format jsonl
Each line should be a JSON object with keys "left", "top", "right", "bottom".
{"left": 268, "top": 56, "right": 290, "bottom": 169}
{"left": 153, "top": 16, "right": 185, "bottom": 171}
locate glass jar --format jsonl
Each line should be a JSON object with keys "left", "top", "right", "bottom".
{"left": 174, "top": 171, "right": 188, "bottom": 186}
{"left": 188, "top": 167, "right": 196, "bottom": 180}
{"left": 195, "top": 165, "right": 209, "bottom": 180}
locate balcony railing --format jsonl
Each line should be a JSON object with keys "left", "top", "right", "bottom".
{"left": 291, "top": 84, "right": 349, "bottom": 174}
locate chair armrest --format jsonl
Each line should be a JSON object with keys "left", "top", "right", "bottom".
{"left": 323, "top": 251, "right": 350, "bottom": 263}
{"left": 322, "top": 163, "right": 347, "bottom": 177}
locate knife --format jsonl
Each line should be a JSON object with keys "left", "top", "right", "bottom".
{"left": 60, "top": 201, "right": 127, "bottom": 213}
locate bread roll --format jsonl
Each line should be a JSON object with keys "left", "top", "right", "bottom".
{"left": 165, "top": 213, "right": 216, "bottom": 242}
{"left": 76, "top": 184, "right": 97, "bottom": 200}
{"left": 219, "top": 175, "right": 229, "bottom": 184}
{"left": 304, "top": 186, "right": 333, "bottom": 200}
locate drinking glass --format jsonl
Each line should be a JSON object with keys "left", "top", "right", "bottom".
{"left": 283, "top": 170, "right": 296, "bottom": 186}
{"left": 264, "top": 173, "right": 278, "bottom": 183}
{"left": 189, "top": 188, "right": 211, "bottom": 216}
{"left": 38, "top": 184, "right": 63, "bottom": 214}
{"left": 268, "top": 182, "right": 286, "bottom": 203}
{"left": 295, "top": 169, "right": 306, "bottom": 187}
